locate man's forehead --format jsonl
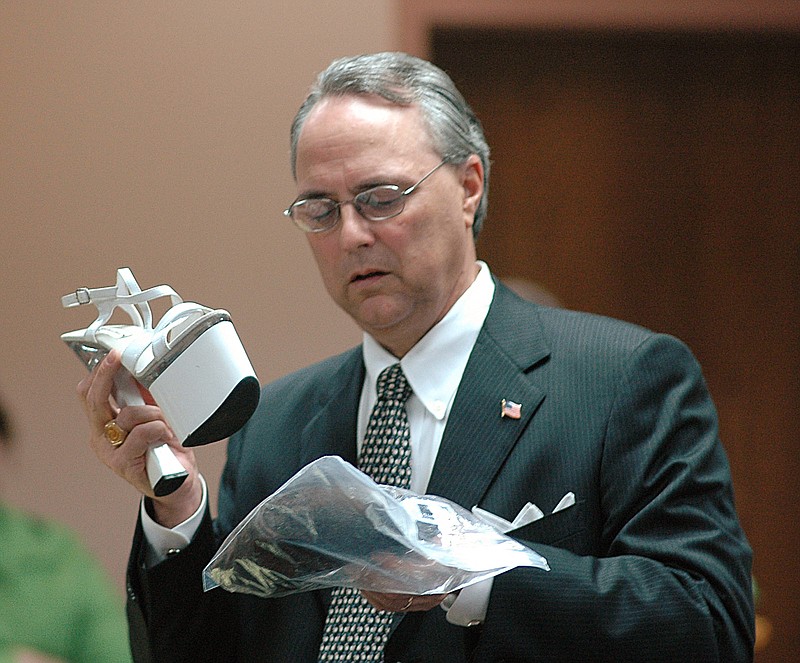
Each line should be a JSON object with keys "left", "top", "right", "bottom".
{"left": 302, "top": 93, "right": 422, "bottom": 132}
{"left": 295, "top": 96, "right": 436, "bottom": 172}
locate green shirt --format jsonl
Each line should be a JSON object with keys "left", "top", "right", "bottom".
{"left": 0, "top": 505, "right": 132, "bottom": 663}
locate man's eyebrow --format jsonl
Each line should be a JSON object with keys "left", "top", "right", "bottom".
{"left": 358, "top": 178, "right": 398, "bottom": 190}
{"left": 355, "top": 171, "right": 415, "bottom": 191}
{"left": 296, "top": 189, "right": 331, "bottom": 200}
{"left": 297, "top": 177, "right": 399, "bottom": 200}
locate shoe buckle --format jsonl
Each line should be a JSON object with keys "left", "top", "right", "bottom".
{"left": 74, "top": 287, "right": 92, "bottom": 305}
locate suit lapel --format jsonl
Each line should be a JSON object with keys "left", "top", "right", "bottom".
{"left": 427, "top": 284, "right": 550, "bottom": 509}
{"left": 293, "top": 283, "right": 551, "bottom": 512}
{"left": 299, "top": 348, "right": 365, "bottom": 468}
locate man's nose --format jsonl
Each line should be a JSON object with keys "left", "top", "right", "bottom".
{"left": 337, "top": 202, "right": 375, "bottom": 248}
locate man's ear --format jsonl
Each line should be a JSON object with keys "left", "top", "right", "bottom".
{"left": 460, "top": 154, "right": 484, "bottom": 229}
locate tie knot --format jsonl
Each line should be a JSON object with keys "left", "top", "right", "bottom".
{"left": 376, "top": 363, "right": 411, "bottom": 403}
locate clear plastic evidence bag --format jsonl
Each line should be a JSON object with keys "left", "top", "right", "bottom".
{"left": 203, "top": 455, "right": 549, "bottom": 599}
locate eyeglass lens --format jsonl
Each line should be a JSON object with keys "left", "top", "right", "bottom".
{"left": 285, "top": 159, "right": 447, "bottom": 232}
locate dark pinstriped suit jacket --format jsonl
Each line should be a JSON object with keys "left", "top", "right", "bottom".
{"left": 127, "top": 281, "right": 754, "bottom": 662}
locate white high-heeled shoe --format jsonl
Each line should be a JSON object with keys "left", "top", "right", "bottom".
{"left": 61, "top": 268, "right": 260, "bottom": 495}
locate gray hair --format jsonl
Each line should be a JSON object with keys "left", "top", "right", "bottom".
{"left": 290, "top": 52, "right": 491, "bottom": 238}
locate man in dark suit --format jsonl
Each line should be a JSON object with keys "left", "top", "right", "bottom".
{"left": 79, "top": 52, "right": 754, "bottom": 662}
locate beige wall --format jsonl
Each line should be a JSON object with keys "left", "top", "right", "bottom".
{"left": 0, "top": 1, "right": 394, "bottom": 590}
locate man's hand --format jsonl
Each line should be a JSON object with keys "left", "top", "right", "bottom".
{"left": 77, "top": 349, "right": 203, "bottom": 527}
{"left": 361, "top": 591, "right": 448, "bottom": 613}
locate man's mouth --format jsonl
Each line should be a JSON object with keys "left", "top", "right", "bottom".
{"left": 351, "top": 270, "right": 387, "bottom": 283}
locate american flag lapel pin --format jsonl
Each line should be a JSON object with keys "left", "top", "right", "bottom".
{"left": 501, "top": 399, "right": 522, "bottom": 419}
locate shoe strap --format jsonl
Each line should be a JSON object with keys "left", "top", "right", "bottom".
{"left": 61, "top": 268, "right": 182, "bottom": 342}
{"left": 119, "top": 301, "right": 210, "bottom": 370}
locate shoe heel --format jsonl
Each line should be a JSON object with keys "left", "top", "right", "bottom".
{"left": 148, "top": 443, "right": 191, "bottom": 496}
{"left": 148, "top": 319, "right": 260, "bottom": 446}
{"left": 114, "top": 365, "right": 190, "bottom": 495}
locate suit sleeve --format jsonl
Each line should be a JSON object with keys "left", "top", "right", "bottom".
{"left": 126, "top": 505, "right": 238, "bottom": 663}
{"left": 474, "top": 334, "right": 754, "bottom": 662}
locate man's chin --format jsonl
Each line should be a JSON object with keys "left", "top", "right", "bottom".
{"left": 356, "top": 312, "right": 407, "bottom": 338}
{"left": 348, "top": 293, "right": 405, "bottom": 326}
{"left": 352, "top": 303, "right": 412, "bottom": 344}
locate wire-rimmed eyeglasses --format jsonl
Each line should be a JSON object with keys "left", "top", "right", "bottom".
{"left": 283, "top": 159, "right": 449, "bottom": 233}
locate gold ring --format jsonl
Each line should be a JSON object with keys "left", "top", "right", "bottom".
{"left": 104, "top": 420, "right": 128, "bottom": 447}
{"left": 402, "top": 597, "right": 414, "bottom": 612}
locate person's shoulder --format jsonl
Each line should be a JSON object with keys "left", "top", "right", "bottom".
{"left": 496, "top": 284, "right": 654, "bottom": 342}
{"left": 538, "top": 304, "right": 656, "bottom": 345}
{"left": 1, "top": 503, "right": 71, "bottom": 542}
{"left": 0, "top": 503, "right": 88, "bottom": 569}
{"left": 534, "top": 304, "right": 700, "bottom": 375}
{"left": 496, "top": 284, "right": 691, "bottom": 359}
{"left": 263, "top": 345, "right": 363, "bottom": 396}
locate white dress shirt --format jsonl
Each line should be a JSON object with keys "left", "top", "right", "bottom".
{"left": 358, "top": 260, "right": 494, "bottom": 494}
{"left": 143, "top": 261, "right": 496, "bottom": 626}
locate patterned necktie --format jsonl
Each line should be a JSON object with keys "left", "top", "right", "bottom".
{"left": 318, "top": 363, "right": 412, "bottom": 662}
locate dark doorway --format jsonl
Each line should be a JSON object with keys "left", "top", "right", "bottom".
{"left": 433, "top": 28, "right": 800, "bottom": 661}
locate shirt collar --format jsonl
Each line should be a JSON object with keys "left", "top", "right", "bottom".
{"left": 362, "top": 261, "right": 495, "bottom": 420}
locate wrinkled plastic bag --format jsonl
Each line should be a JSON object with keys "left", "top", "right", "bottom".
{"left": 203, "top": 455, "right": 549, "bottom": 599}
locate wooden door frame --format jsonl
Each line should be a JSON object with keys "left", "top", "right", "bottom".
{"left": 397, "top": 0, "right": 800, "bottom": 57}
